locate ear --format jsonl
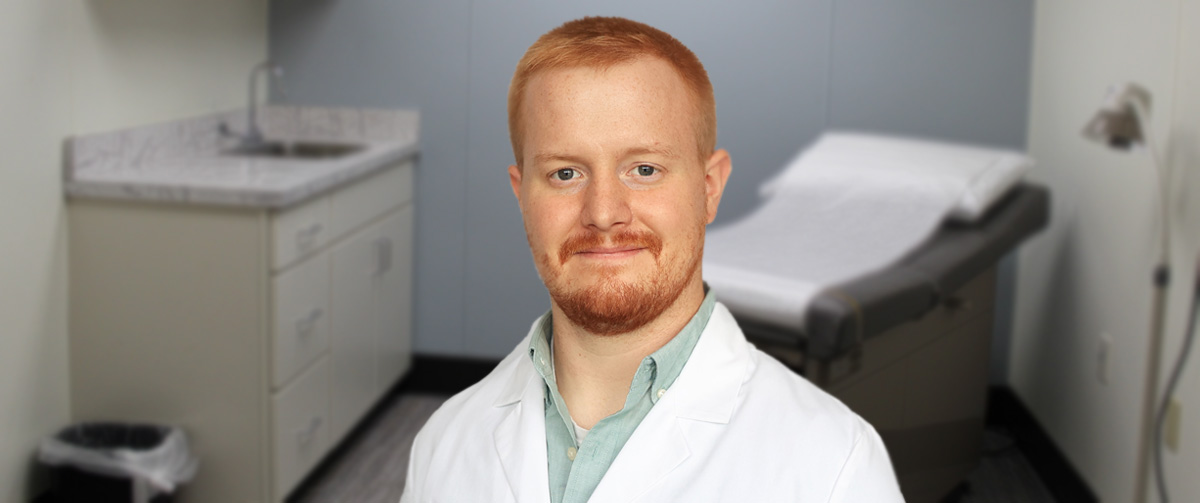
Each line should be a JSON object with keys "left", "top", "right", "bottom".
{"left": 508, "top": 164, "right": 524, "bottom": 209}
{"left": 702, "top": 149, "right": 732, "bottom": 224}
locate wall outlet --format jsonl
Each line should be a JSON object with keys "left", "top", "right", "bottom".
{"left": 1097, "top": 334, "right": 1112, "bottom": 385}
{"left": 1165, "top": 398, "right": 1182, "bottom": 453}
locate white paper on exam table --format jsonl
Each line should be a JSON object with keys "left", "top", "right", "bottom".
{"left": 703, "top": 132, "right": 1031, "bottom": 331}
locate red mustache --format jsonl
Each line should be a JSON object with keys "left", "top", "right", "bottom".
{"left": 558, "top": 230, "right": 663, "bottom": 265}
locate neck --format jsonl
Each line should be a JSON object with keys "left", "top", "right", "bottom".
{"left": 550, "top": 275, "right": 705, "bottom": 428}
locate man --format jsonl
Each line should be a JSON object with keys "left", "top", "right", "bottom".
{"left": 401, "top": 16, "right": 902, "bottom": 502}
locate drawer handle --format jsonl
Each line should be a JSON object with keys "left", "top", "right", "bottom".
{"left": 295, "top": 416, "right": 323, "bottom": 445}
{"left": 296, "top": 223, "right": 324, "bottom": 250}
{"left": 374, "top": 237, "right": 393, "bottom": 277}
{"left": 295, "top": 308, "right": 323, "bottom": 336}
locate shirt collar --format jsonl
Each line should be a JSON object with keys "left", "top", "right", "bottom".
{"left": 528, "top": 312, "right": 555, "bottom": 383}
{"left": 527, "top": 285, "right": 717, "bottom": 404}
{"left": 644, "top": 287, "right": 715, "bottom": 402}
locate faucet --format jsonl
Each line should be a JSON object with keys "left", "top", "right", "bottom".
{"left": 221, "top": 61, "right": 285, "bottom": 148}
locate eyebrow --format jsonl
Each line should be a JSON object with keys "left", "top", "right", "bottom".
{"left": 624, "top": 145, "right": 680, "bottom": 159}
{"left": 532, "top": 151, "right": 587, "bottom": 166}
{"left": 531, "top": 146, "right": 681, "bottom": 166}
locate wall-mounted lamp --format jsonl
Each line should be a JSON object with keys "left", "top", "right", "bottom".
{"left": 1083, "top": 83, "right": 1153, "bottom": 150}
{"left": 1083, "top": 82, "right": 1182, "bottom": 503}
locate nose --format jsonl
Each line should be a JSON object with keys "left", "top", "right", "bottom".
{"left": 580, "top": 171, "right": 632, "bottom": 232}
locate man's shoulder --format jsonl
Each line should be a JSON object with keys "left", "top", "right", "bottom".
{"left": 745, "top": 352, "right": 904, "bottom": 500}
{"left": 738, "top": 346, "right": 876, "bottom": 447}
{"left": 401, "top": 336, "right": 541, "bottom": 501}
{"left": 415, "top": 336, "right": 534, "bottom": 440}
{"left": 696, "top": 303, "right": 874, "bottom": 447}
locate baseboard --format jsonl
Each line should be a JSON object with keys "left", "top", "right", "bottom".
{"left": 987, "top": 386, "right": 1098, "bottom": 503}
{"left": 398, "top": 354, "right": 502, "bottom": 395}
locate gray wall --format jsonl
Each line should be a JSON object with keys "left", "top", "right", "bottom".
{"left": 270, "top": 0, "right": 1033, "bottom": 367}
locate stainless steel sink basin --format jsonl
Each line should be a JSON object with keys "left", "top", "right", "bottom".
{"left": 223, "top": 141, "right": 365, "bottom": 159}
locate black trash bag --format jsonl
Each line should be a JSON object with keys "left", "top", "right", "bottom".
{"left": 38, "top": 422, "right": 198, "bottom": 503}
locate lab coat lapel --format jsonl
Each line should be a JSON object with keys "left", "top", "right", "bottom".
{"left": 587, "top": 414, "right": 692, "bottom": 502}
{"left": 588, "top": 304, "right": 752, "bottom": 502}
{"left": 492, "top": 354, "right": 551, "bottom": 503}
{"left": 668, "top": 304, "right": 752, "bottom": 424}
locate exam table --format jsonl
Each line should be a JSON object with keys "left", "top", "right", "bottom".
{"left": 732, "top": 183, "right": 1050, "bottom": 503}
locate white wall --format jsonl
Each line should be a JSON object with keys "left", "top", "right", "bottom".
{"left": 0, "top": 1, "right": 266, "bottom": 500}
{"left": 1015, "top": 1, "right": 1200, "bottom": 501}
{"left": 0, "top": 1, "right": 74, "bottom": 500}
{"left": 68, "top": 1, "right": 267, "bottom": 135}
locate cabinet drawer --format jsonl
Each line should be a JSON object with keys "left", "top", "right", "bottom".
{"left": 272, "top": 194, "right": 330, "bottom": 271}
{"left": 273, "top": 253, "right": 331, "bottom": 389}
{"left": 329, "top": 161, "right": 413, "bottom": 239}
{"left": 273, "top": 355, "right": 331, "bottom": 499}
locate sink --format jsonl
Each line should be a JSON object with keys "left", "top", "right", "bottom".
{"left": 223, "top": 141, "right": 365, "bottom": 160}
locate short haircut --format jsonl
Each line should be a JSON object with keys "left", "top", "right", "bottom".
{"left": 507, "top": 16, "right": 716, "bottom": 166}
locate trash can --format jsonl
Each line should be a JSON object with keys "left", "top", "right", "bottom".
{"left": 38, "top": 422, "right": 198, "bottom": 503}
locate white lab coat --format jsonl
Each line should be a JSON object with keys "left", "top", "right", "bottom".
{"left": 401, "top": 303, "right": 904, "bottom": 502}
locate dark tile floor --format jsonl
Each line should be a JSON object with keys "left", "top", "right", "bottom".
{"left": 955, "top": 428, "right": 1055, "bottom": 502}
{"left": 289, "top": 394, "right": 445, "bottom": 503}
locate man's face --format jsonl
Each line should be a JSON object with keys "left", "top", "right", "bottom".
{"left": 508, "top": 57, "right": 730, "bottom": 335}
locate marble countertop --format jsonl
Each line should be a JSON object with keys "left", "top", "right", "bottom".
{"left": 65, "top": 106, "right": 419, "bottom": 209}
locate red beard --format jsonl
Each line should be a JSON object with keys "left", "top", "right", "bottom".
{"left": 540, "top": 228, "right": 701, "bottom": 336}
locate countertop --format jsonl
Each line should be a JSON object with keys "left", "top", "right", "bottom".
{"left": 64, "top": 106, "right": 419, "bottom": 209}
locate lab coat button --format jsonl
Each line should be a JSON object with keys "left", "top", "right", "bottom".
{"left": 567, "top": 446, "right": 577, "bottom": 461}
{"left": 656, "top": 388, "right": 666, "bottom": 399}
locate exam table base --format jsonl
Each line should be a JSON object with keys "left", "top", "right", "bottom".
{"left": 750, "top": 267, "right": 996, "bottom": 503}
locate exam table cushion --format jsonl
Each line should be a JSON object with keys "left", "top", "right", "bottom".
{"left": 803, "top": 184, "right": 1050, "bottom": 360}
{"left": 705, "top": 133, "right": 1035, "bottom": 338}
{"left": 759, "top": 132, "right": 1033, "bottom": 223}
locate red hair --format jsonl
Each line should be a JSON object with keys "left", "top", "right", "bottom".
{"left": 507, "top": 16, "right": 716, "bottom": 166}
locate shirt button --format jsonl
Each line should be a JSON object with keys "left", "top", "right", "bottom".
{"left": 567, "top": 446, "right": 577, "bottom": 461}
{"left": 656, "top": 388, "right": 667, "bottom": 399}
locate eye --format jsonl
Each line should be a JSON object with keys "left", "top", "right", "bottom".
{"left": 554, "top": 168, "right": 578, "bottom": 181}
{"left": 634, "top": 165, "right": 658, "bottom": 177}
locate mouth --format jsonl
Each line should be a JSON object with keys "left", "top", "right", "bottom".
{"left": 576, "top": 245, "right": 645, "bottom": 260}
{"left": 556, "top": 230, "right": 664, "bottom": 266}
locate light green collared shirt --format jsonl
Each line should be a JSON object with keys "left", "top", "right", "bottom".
{"left": 527, "top": 288, "right": 717, "bottom": 503}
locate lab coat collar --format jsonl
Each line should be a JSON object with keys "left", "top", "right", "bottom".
{"left": 492, "top": 351, "right": 552, "bottom": 503}
{"left": 494, "top": 332, "right": 538, "bottom": 408}
{"left": 493, "top": 303, "right": 749, "bottom": 417}
{"left": 490, "top": 302, "right": 753, "bottom": 503}
{"left": 661, "top": 303, "right": 750, "bottom": 424}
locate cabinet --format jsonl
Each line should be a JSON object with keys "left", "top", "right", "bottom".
{"left": 69, "top": 161, "right": 415, "bottom": 503}
{"left": 328, "top": 207, "right": 413, "bottom": 441}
